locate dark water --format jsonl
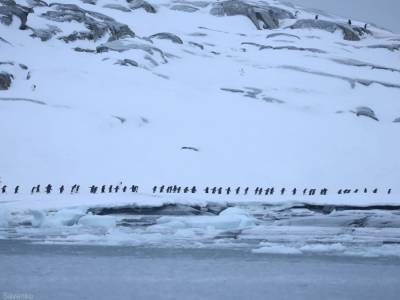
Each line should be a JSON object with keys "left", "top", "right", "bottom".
{"left": 1, "top": 240, "right": 400, "bottom": 300}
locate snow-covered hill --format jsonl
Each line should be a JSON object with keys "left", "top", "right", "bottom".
{"left": 1, "top": 0, "right": 400, "bottom": 203}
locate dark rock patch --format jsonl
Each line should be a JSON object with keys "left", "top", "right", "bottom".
{"left": 0, "top": 36, "right": 12, "bottom": 45}
{"left": 278, "top": 65, "right": 400, "bottom": 90}
{"left": 288, "top": 19, "right": 369, "bottom": 41}
{"left": 367, "top": 44, "right": 400, "bottom": 52}
{"left": 26, "top": 0, "right": 48, "bottom": 7}
{"left": 181, "top": 146, "right": 199, "bottom": 151}
{"left": 0, "top": 71, "right": 13, "bottom": 90}
{"left": 0, "top": 97, "right": 46, "bottom": 105}
{"left": 149, "top": 32, "right": 183, "bottom": 44}
{"left": 353, "top": 106, "right": 379, "bottom": 121}
{"left": 173, "top": 0, "right": 210, "bottom": 8}
{"left": 80, "top": 0, "right": 96, "bottom": 5}
{"left": 127, "top": 0, "right": 156, "bottom": 13}
{"left": 97, "top": 39, "right": 168, "bottom": 63}
{"left": 221, "top": 88, "right": 244, "bottom": 93}
{"left": 188, "top": 32, "right": 207, "bottom": 37}
{"left": 73, "top": 47, "right": 96, "bottom": 53}
{"left": 210, "top": 0, "right": 294, "bottom": 30}
{"left": 393, "top": 118, "right": 400, "bottom": 123}
{"left": 112, "top": 115, "right": 127, "bottom": 123}
{"left": 266, "top": 32, "right": 300, "bottom": 40}
{"left": 188, "top": 41, "right": 203, "bottom": 49}
{"left": 0, "top": 0, "right": 33, "bottom": 30}
{"left": 332, "top": 58, "right": 400, "bottom": 73}
{"left": 30, "top": 24, "right": 61, "bottom": 41}
{"left": 41, "top": 3, "right": 135, "bottom": 42}
{"left": 263, "top": 97, "right": 285, "bottom": 104}
{"left": 115, "top": 58, "right": 139, "bottom": 67}
{"left": 170, "top": 4, "right": 198, "bottom": 12}
{"left": 260, "top": 44, "right": 325, "bottom": 53}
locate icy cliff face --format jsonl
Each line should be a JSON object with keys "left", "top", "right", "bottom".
{"left": 0, "top": 0, "right": 399, "bottom": 195}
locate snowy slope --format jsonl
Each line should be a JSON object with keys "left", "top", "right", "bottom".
{"left": 1, "top": 0, "right": 400, "bottom": 205}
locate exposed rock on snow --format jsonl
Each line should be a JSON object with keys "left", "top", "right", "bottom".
{"left": 0, "top": 0, "right": 33, "bottom": 30}
{"left": 0, "top": 36, "right": 11, "bottom": 44}
{"left": 0, "top": 97, "right": 46, "bottom": 105}
{"left": 73, "top": 47, "right": 96, "bottom": 53}
{"left": 80, "top": 0, "right": 97, "bottom": 5}
{"left": 112, "top": 115, "right": 126, "bottom": 123}
{"left": 332, "top": 58, "right": 400, "bottom": 74}
{"left": 266, "top": 32, "right": 300, "bottom": 40}
{"left": 188, "top": 41, "right": 203, "bottom": 49}
{"left": 366, "top": 44, "right": 400, "bottom": 52}
{"left": 210, "top": 0, "right": 294, "bottom": 30}
{"left": 221, "top": 87, "right": 244, "bottom": 93}
{"left": 103, "top": 3, "right": 131, "bottom": 12}
{"left": 288, "top": 19, "right": 369, "bottom": 41}
{"left": 259, "top": 45, "right": 325, "bottom": 54}
{"left": 127, "top": 0, "right": 156, "bottom": 13}
{"left": 115, "top": 58, "right": 138, "bottom": 67}
{"left": 29, "top": 24, "right": 61, "bottom": 41}
{"left": 0, "top": 71, "right": 13, "bottom": 90}
{"left": 393, "top": 118, "right": 400, "bottom": 123}
{"left": 181, "top": 146, "right": 199, "bottom": 151}
{"left": 354, "top": 106, "right": 379, "bottom": 121}
{"left": 26, "top": 0, "right": 48, "bottom": 7}
{"left": 41, "top": 3, "right": 135, "bottom": 42}
{"left": 170, "top": 4, "right": 198, "bottom": 12}
{"left": 279, "top": 65, "right": 400, "bottom": 90}
{"left": 241, "top": 42, "right": 325, "bottom": 53}
{"left": 149, "top": 32, "right": 183, "bottom": 44}
{"left": 221, "top": 87, "right": 284, "bottom": 104}
{"left": 97, "top": 39, "right": 168, "bottom": 64}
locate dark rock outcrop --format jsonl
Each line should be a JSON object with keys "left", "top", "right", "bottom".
{"left": 260, "top": 45, "right": 325, "bottom": 53}
{"left": 188, "top": 41, "right": 203, "bottom": 49}
{"left": 367, "top": 44, "right": 400, "bottom": 51}
{"left": 354, "top": 106, "right": 379, "bottom": 121}
{"left": 97, "top": 39, "right": 168, "bottom": 63}
{"left": 0, "top": 0, "right": 33, "bottom": 30}
{"left": 0, "top": 71, "right": 13, "bottom": 90}
{"left": 149, "top": 32, "right": 183, "bottom": 44}
{"left": 266, "top": 32, "right": 300, "bottom": 40}
{"left": 278, "top": 65, "right": 400, "bottom": 90}
{"left": 30, "top": 24, "right": 61, "bottom": 41}
{"left": 393, "top": 117, "right": 400, "bottom": 123}
{"left": 115, "top": 58, "right": 139, "bottom": 67}
{"left": 170, "top": 4, "right": 198, "bottom": 12}
{"left": 288, "top": 19, "right": 369, "bottom": 41}
{"left": 26, "top": 0, "right": 48, "bottom": 7}
{"left": 127, "top": 0, "right": 156, "bottom": 13}
{"left": 241, "top": 42, "right": 325, "bottom": 53}
{"left": 41, "top": 3, "right": 135, "bottom": 42}
{"left": 210, "top": 0, "right": 294, "bottom": 30}
{"left": 0, "top": 97, "right": 46, "bottom": 105}
{"left": 73, "top": 47, "right": 96, "bottom": 53}
{"left": 332, "top": 58, "right": 400, "bottom": 73}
